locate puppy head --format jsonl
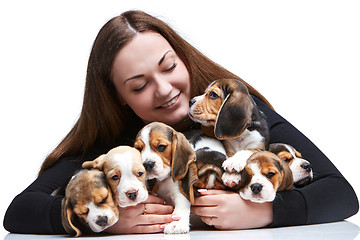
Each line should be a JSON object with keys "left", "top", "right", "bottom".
{"left": 82, "top": 146, "right": 148, "bottom": 208}
{"left": 134, "top": 122, "right": 198, "bottom": 203}
{"left": 61, "top": 169, "right": 119, "bottom": 237}
{"left": 189, "top": 79, "right": 254, "bottom": 139}
{"left": 239, "top": 151, "right": 293, "bottom": 203}
{"left": 193, "top": 148, "right": 227, "bottom": 191}
{"left": 269, "top": 143, "right": 313, "bottom": 187}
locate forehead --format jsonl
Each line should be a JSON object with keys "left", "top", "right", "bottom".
{"left": 111, "top": 31, "right": 174, "bottom": 82}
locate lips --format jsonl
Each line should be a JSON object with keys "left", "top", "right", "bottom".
{"left": 158, "top": 93, "right": 180, "bottom": 108}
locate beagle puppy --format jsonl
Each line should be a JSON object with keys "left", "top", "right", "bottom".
{"left": 269, "top": 143, "right": 313, "bottom": 188}
{"left": 239, "top": 151, "right": 294, "bottom": 203}
{"left": 188, "top": 78, "right": 269, "bottom": 188}
{"left": 134, "top": 122, "right": 198, "bottom": 234}
{"left": 185, "top": 130, "right": 228, "bottom": 191}
{"left": 62, "top": 169, "right": 119, "bottom": 237}
{"left": 82, "top": 146, "right": 148, "bottom": 208}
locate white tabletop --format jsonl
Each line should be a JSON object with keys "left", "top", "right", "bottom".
{"left": 4, "top": 221, "right": 360, "bottom": 240}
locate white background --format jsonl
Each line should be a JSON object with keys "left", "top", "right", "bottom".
{"left": 0, "top": 0, "right": 359, "bottom": 238}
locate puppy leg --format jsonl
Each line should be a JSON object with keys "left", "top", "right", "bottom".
{"left": 221, "top": 172, "right": 241, "bottom": 187}
{"left": 222, "top": 150, "right": 253, "bottom": 172}
{"left": 158, "top": 179, "right": 190, "bottom": 234}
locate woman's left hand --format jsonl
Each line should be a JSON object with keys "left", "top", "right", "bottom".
{"left": 191, "top": 189, "right": 273, "bottom": 230}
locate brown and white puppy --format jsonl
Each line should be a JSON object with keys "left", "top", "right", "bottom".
{"left": 185, "top": 130, "right": 228, "bottom": 191}
{"left": 134, "top": 122, "right": 198, "bottom": 234}
{"left": 269, "top": 143, "right": 313, "bottom": 188}
{"left": 82, "top": 146, "right": 148, "bottom": 208}
{"left": 188, "top": 78, "right": 269, "bottom": 187}
{"left": 62, "top": 169, "right": 119, "bottom": 237}
{"left": 239, "top": 151, "right": 293, "bottom": 203}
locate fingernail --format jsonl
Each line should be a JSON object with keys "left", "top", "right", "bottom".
{"left": 172, "top": 215, "right": 181, "bottom": 221}
{"left": 160, "top": 224, "right": 167, "bottom": 229}
{"left": 197, "top": 189, "right": 208, "bottom": 193}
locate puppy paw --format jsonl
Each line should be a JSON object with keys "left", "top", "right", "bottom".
{"left": 222, "top": 172, "right": 241, "bottom": 187}
{"left": 222, "top": 150, "right": 253, "bottom": 172}
{"left": 164, "top": 221, "right": 189, "bottom": 234}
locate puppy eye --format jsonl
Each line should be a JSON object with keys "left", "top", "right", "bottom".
{"left": 99, "top": 195, "right": 108, "bottom": 204}
{"left": 208, "top": 91, "right": 219, "bottom": 100}
{"left": 266, "top": 172, "right": 276, "bottom": 179}
{"left": 80, "top": 209, "right": 89, "bottom": 215}
{"left": 111, "top": 175, "right": 120, "bottom": 180}
{"left": 156, "top": 144, "right": 167, "bottom": 152}
{"left": 137, "top": 172, "right": 144, "bottom": 177}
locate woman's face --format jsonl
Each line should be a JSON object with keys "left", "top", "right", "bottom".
{"left": 111, "top": 31, "right": 191, "bottom": 126}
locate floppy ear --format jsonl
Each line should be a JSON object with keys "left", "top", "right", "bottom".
{"left": 61, "top": 197, "right": 82, "bottom": 237}
{"left": 214, "top": 85, "right": 254, "bottom": 139}
{"left": 278, "top": 159, "right": 294, "bottom": 191}
{"left": 171, "top": 131, "right": 198, "bottom": 204}
{"left": 82, "top": 154, "right": 106, "bottom": 170}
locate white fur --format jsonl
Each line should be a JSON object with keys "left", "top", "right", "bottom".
{"left": 239, "top": 163, "right": 276, "bottom": 203}
{"left": 113, "top": 152, "right": 148, "bottom": 207}
{"left": 192, "top": 135, "right": 226, "bottom": 155}
{"left": 157, "top": 178, "right": 191, "bottom": 234}
{"left": 225, "top": 129, "right": 264, "bottom": 153}
{"left": 222, "top": 150, "right": 254, "bottom": 173}
{"left": 221, "top": 172, "right": 241, "bottom": 187}
{"left": 85, "top": 201, "right": 118, "bottom": 233}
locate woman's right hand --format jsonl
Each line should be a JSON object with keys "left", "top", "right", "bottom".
{"left": 105, "top": 193, "right": 177, "bottom": 234}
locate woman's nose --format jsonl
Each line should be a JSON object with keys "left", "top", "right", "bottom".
{"left": 154, "top": 76, "right": 172, "bottom": 97}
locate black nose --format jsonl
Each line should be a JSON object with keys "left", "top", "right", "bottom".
{"left": 189, "top": 98, "right": 196, "bottom": 107}
{"left": 143, "top": 161, "right": 155, "bottom": 171}
{"left": 96, "top": 216, "right": 108, "bottom": 227}
{"left": 250, "top": 183, "right": 263, "bottom": 194}
{"left": 301, "top": 163, "right": 312, "bottom": 173}
{"left": 126, "top": 190, "right": 138, "bottom": 200}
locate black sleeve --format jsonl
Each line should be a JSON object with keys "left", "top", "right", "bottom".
{"left": 3, "top": 158, "right": 83, "bottom": 234}
{"left": 253, "top": 97, "right": 359, "bottom": 227}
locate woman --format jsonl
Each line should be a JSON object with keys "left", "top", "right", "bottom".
{"left": 4, "top": 10, "right": 358, "bottom": 234}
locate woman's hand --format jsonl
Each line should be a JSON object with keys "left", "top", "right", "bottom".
{"left": 191, "top": 189, "right": 273, "bottom": 230}
{"left": 106, "top": 193, "right": 178, "bottom": 234}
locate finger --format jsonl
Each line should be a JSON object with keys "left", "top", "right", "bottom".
{"left": 144, "top": 203, "right": 174, "bottom": 215}
{"left": 196, "top": 189, "right": 232, "bottom": 196}
{"left": 137, "top": 214, "right": 174, "bottom": 225}
{"left": 191, "top": 205, "right": 217, "bottom": 216}
{"left": 145, "top": 194, "right": 168, "bottom": 205}
{"left": 200, "top": 216, "right": 217, "bottom": 227}
{"left": 131, "top": 224, "right": 167, "bottom": 234}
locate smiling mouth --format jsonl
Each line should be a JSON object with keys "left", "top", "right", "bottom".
{"left": 158, "top": 93, "right": 180, "bottom": 108}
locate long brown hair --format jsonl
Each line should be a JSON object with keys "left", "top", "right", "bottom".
{"left": 39, "top": 10, "right": 273, "bottom": 175}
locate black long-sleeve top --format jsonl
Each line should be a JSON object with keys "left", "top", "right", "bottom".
{"left": 3, "top": 97, "right": 359, "bottom": 234}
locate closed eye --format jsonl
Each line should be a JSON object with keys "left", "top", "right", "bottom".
{"left": 133, "top": 82, "right": 148, "bottom": 92}
{"left": 99, "top": 195, "right": 108, "bottom": 204}
{"left": 163, "top": 63, "right": 177, "bottom": 72}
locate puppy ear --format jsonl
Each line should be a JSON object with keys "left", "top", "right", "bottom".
{"left": 82, "top": 154, "right": 106, "bottom": 170}
{"left": 61, "top": 197, "right": 82, "bottom": 237}
{"left": 278, "top": 159, "right": 294, "bottom": 191}
{"left": 171, "top": 131, "right": 198, "bottom": 204}
{"left": 214, "top": 82, "right": 254, "bottom": 139}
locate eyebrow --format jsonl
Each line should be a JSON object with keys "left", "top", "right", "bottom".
{"left": 124, "top": 50, "right": 173, "bottom": 84}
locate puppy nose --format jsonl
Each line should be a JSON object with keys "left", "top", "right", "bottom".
{"left": 96, "top": 216, "right": 108, "bottom": 227}
{"left": 126, "top": 190, "right": 138, "bottom": 200}
{"left": 189, "top": 98, "right": 196, "bottom": 107}
{"left": 301, "top": 163, "right": 312, "bottom": 173}
{"left": 143, "top": 161, "right": 155, "bottom": 171}
{"left": 250, "top": 183, "right": 263, "bottom": 194}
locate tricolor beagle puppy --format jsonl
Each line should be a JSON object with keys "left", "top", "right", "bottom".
{"left": 134, "top": 122, "right": 198, "bottom": 234}
{"left": 82, "top": 146, "right": 148, "bottom": 208}
{"left": 188, "top": 78, "right": 269, "bottom": 188}
{"left": 239, "top": 151, "right": 294, "bottom": 203}
{"left": 185, "top": 130, "right": 228, "bottom": 191}
{"left": 269, "top": 143, "right": 313, "bottom": 188}
{"left": 62, "top": 169, "right": 119, "bottom": 237}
